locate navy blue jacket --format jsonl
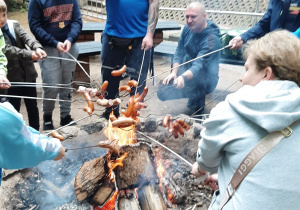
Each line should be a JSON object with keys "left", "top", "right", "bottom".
{"left": 241, "top": 0, "right": 300, "bottom": 42}
{"left": 28, "top": 0, "right": 82, "bottom": 48}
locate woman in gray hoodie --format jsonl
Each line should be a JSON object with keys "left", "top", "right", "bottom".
{"left": 192, "top": 30, "right": 300, "bottom": 210}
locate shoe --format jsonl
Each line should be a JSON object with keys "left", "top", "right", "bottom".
{"left": 60, "top": 115, "right": 77, "bottom": 126}
{"left": 43, "top": 115, "right": 54, "bottom": 130}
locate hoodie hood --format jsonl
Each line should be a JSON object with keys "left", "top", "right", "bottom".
{"left": 199, "top": 20, "right": 220, "bottom": 37}
{"left": 226, "top": 80, "right": 300, "bottom": 132}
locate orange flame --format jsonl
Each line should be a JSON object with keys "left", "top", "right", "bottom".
{"left": 156, "top": 158, "right": 174, "bottom": 202}
{"left": 107, "top": 152, "right": 128, "bottom": 181}
{"left": 93, "top": 190, "right": 119, "bottom": 210}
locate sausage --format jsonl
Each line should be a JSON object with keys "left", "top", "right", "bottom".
{"left": 111, "top": 65, "right": 126, "bottom": 77}
{"left": 83, "top": 106, "right": 93, "bottom": 115}
{"left": 168, "top": 118, "right": 174, "bottom": 133}
{"left": 133, "top": 102, "right": 147, "bottom": 111}
{"left": 51, "top": 130, "right": 65, "bottom": 141}
{"left": 174, "top": 122, "right": 185, "bottom": 136}
{"left": 172, "top": 125, "right": 179, "bottom": 139}
{"left": 176, "top": 119, "right": 190, "bottom": 130}
{"left": 127, "top": 80, "right": 138, "bottom": 87}
{"left": 101, "top": 81, "right": 109, "bottom": 93}
{"left": 96, "top": 99, "right": 114, "bottom": 107}
{"left": 98, "top": 140, "right": 120, "bottom": 156}
{"left": 111, "top": 98, "right": 121, "bottom": 106}
{"left": 111, "top": 117, "right": 136, "bottom": 128}
{"left": 162, "top": 115, "right": 171, "bottom": 127}
{"left": 83, "top": 92, "right": 94, "bottom": 114}
{"left": 109, "top": 114, "right": 117, "bottom": 122}
{"left": 134, "top": 87, "right": 148, "bottom": 103}
{"left": 123, "top": 96, "right": 135, "bottom": 117}
{"left": 119, "top": 85, "right": 131, "bottom": 93}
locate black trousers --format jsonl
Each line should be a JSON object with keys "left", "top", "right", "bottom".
{"left": 7, "top": 80, "right": 40, "bottom": 130}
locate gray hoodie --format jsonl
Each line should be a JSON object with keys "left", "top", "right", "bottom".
{"left": 197, "top": 80, "right": 300, "bottom": 210}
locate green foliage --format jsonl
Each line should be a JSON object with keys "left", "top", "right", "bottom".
{"left": 6, "top": 0, "right": 28, "bottom": 12}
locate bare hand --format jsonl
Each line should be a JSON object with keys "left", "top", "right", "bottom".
{"left": 56, "top": 42, "right": 65, "bottom": 52}
{"left": 229, "top": 36, "right": 244, "bottom": 50}
{"left": 0, "top": 75, "right": 11, "bottom": 89}
{"left": 191, "top": 162, "right": 207, "bottom": 177}
{"left": 32, "top": 48, "right": 47, "bottom": 61}
{"left": 53, "top": 146, "right": 66, "bottom": 161}
{"left": 162, "top": 72, "right": 177, "bottom": 85}
{"left": 141, "top": 33, "right": 153, "bottom": 51}
{"left": 173, "top": 75, "right": 185, "bottom": 89}
{"left": 204, "top": 173, "right": 219, "bottom": 192}
{"left": 63, "top": 40, "right": 72, "bottom": 52}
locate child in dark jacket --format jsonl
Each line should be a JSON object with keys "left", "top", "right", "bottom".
{"left": 0, "top": 0, "right": 47, "bottom": 130}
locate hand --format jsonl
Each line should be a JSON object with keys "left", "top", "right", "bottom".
{"left": 141, "top": 33, "right": 153, "bottom": 51}
{"left": 63, "top": 40, "right": 72, "bottom": 52}
{"left": 162, "top": 72, "right": 177, "bottom": 85}
{"left": 204, "top": 173, "right": 219, "bottom": 192}
{"left": 32, "top": 48, "right": 47, "bottom": 61}
{"left": 0, "top": 75, "right": 11, "bottom": 89}
{"left": 53, "top": 146, "right": 66, "bottom": 161}
{"left": 229, "top": 36, "right": 244, "bottom": 49}
{"left": 191, "top": 162, "right": 207, "bottom": 177}
{"left": 173, "top": 75, "right": 185, "bottom": 89}
{"left": 56, "top": 42, "right": 65, "bottom": 52}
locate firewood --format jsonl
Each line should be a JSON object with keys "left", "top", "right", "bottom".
{"left": 138, "top": 184, "right": 167, "bottom": 210}
{"left": 116, "top": 190, "right": 140, "bottom": 210}
{"left": 74, "top": 155, "right": 107, "bottom": 202}
{"left": 90, "top": 177, "right": 116, "bottom": 207}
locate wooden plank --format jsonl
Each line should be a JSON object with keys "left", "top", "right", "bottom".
{"left": 77, "top": 41, "right": 102, "bottom": 57}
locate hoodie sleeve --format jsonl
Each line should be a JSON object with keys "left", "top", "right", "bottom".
{"left": 66, "top": 0, "right": 83, "bottom": 44}
{"left": 240, "top": 0, "right": 273, "bottom": 43}
{"left": 0, "top": 30, "right": 7, "bottom": 76}
{"left": 172, "top": 26, "right": 187, "bottom": 65}
{"left": 0, "top": 102, "right": 62, "bottom": 170}
{"left": 28, "top": 0, "right": 59, "bottom": 47}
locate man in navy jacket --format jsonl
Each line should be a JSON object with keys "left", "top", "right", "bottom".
{"left": 230, "top": 0, "right": 300, "bottom": 49}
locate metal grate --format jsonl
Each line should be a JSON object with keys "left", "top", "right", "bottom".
{"left": 79, "top": 0, "right": 270, "bottom": 29}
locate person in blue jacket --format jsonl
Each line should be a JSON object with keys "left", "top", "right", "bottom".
{"left": 28, "top": 0, "right": 82, "bottom": 130}
{"left": 157, "top": 2, "right": 220, "bottom": 115}
{"left": 230, "top": 0, "right": 300, "bottom": 49}
{"left": 0, "top": 101, "right": 65, "bottom": 185}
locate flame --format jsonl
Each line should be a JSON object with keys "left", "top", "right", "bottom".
{"left": 103, "top": 112, "right": 137, "bottom": 146}
{"left": 156, "top": 158, "right": 174, "bottom": 202}
{"left": 93, "top": 190, "right": 119, "bottom": 210}
{"left": 107, "top": 152, "right": 128, "bottom": 181}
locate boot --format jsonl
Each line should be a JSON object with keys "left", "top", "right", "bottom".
{"left": 43, "top": 114, "right": 54, "bottom": 130}
{"left": 60, "top": 115, "right": 77, "bottom": 126}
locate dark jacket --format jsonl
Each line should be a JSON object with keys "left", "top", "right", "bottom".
{"left": 28, "top": 0, "right": 82, "bottom": 48}
{"left": 1, "top": 20, "right": 42, "bottom": 82}
{"left": 173, "top": 20, "right": 221, "bottom": 94}
{"left": 241, "top": 0, "right": 300, "bottom": 42}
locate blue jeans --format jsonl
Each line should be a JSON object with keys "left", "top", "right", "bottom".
{"left": 101, "top": 32, "right": 151, "bottom": 114}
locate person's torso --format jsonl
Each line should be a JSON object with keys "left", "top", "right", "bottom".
{"left": 2, "top": 21, "right": 37, "bottom": 82}
{"left": 271, "top": 0, "right": 300, "bottom": 32}
{"left": 104, "top": 0, "right": 149, "bottom": 38}
{"left": 38, "top": 0, "right": 76, "bottom": 41}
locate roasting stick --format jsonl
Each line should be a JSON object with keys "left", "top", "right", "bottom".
{"left": 134, "top": 48, "right": 146, "bottom": 96}
{"left": 0, "top": 94, "right": 71, "bottom": 102}
{"left": 66, "top": 52, "right": 101, "bottom": 89}
{"left": 137, "top": 131, "right": 193, "bottom": 167}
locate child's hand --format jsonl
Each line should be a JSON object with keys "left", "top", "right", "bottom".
{"left": 56, "top": 42, "right": 65, "bottom": 52}
{"left": 63, "top": 40, "right": 72, "bottom": 52}
{"left": 53, "top": 146, "right": 66, "bottom": 161}
{"left": 36, "top": 48, "right": 47, "bottom": 59}
{"left": 191, "top": 162, "right": 207, "bottom": 177}
{"left": 0, "top": 75, "right": 11, "bottom": 89}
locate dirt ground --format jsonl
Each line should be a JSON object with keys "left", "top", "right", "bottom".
{"left": 0, "top": 11, "right": 245, "bottom": 209}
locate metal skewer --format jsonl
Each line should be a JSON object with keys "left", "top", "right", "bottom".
{"left": 0, "top": 94, "right": 71, "bottom": 102}
{"left": 137, "top": 131, "right": 193, "bottom": 167}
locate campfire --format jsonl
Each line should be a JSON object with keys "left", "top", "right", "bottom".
{"left": 73, "top": 79, "right": 213, "bottom": 209}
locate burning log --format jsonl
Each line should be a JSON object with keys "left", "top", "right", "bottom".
{"left": 91, "top": 176, "right": 116, "bottom": 207}
{"left": 116, "top": 190, "right": 140, "bottom": 210}
{"left": 74, "top": 155, "right": 107, "bottom": 202}
{"left": 138, "top": 183, "right": 167, "bottom": 210}
{"left": 114, "top": 142, "right": 157, "bottom": 190}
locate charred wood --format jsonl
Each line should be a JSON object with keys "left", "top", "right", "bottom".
{"left": 138, "top": 183, "right": 167, "bottom": 210}
{"left": 116, "top": 190, "right": 140, "bottom": 210}
{"left": 90, "top": 176, "right": 116, "bottom": 207}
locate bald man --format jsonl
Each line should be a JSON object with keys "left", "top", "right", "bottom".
{"left": 157, "top": 2, "right": 221, "bottom": 115}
